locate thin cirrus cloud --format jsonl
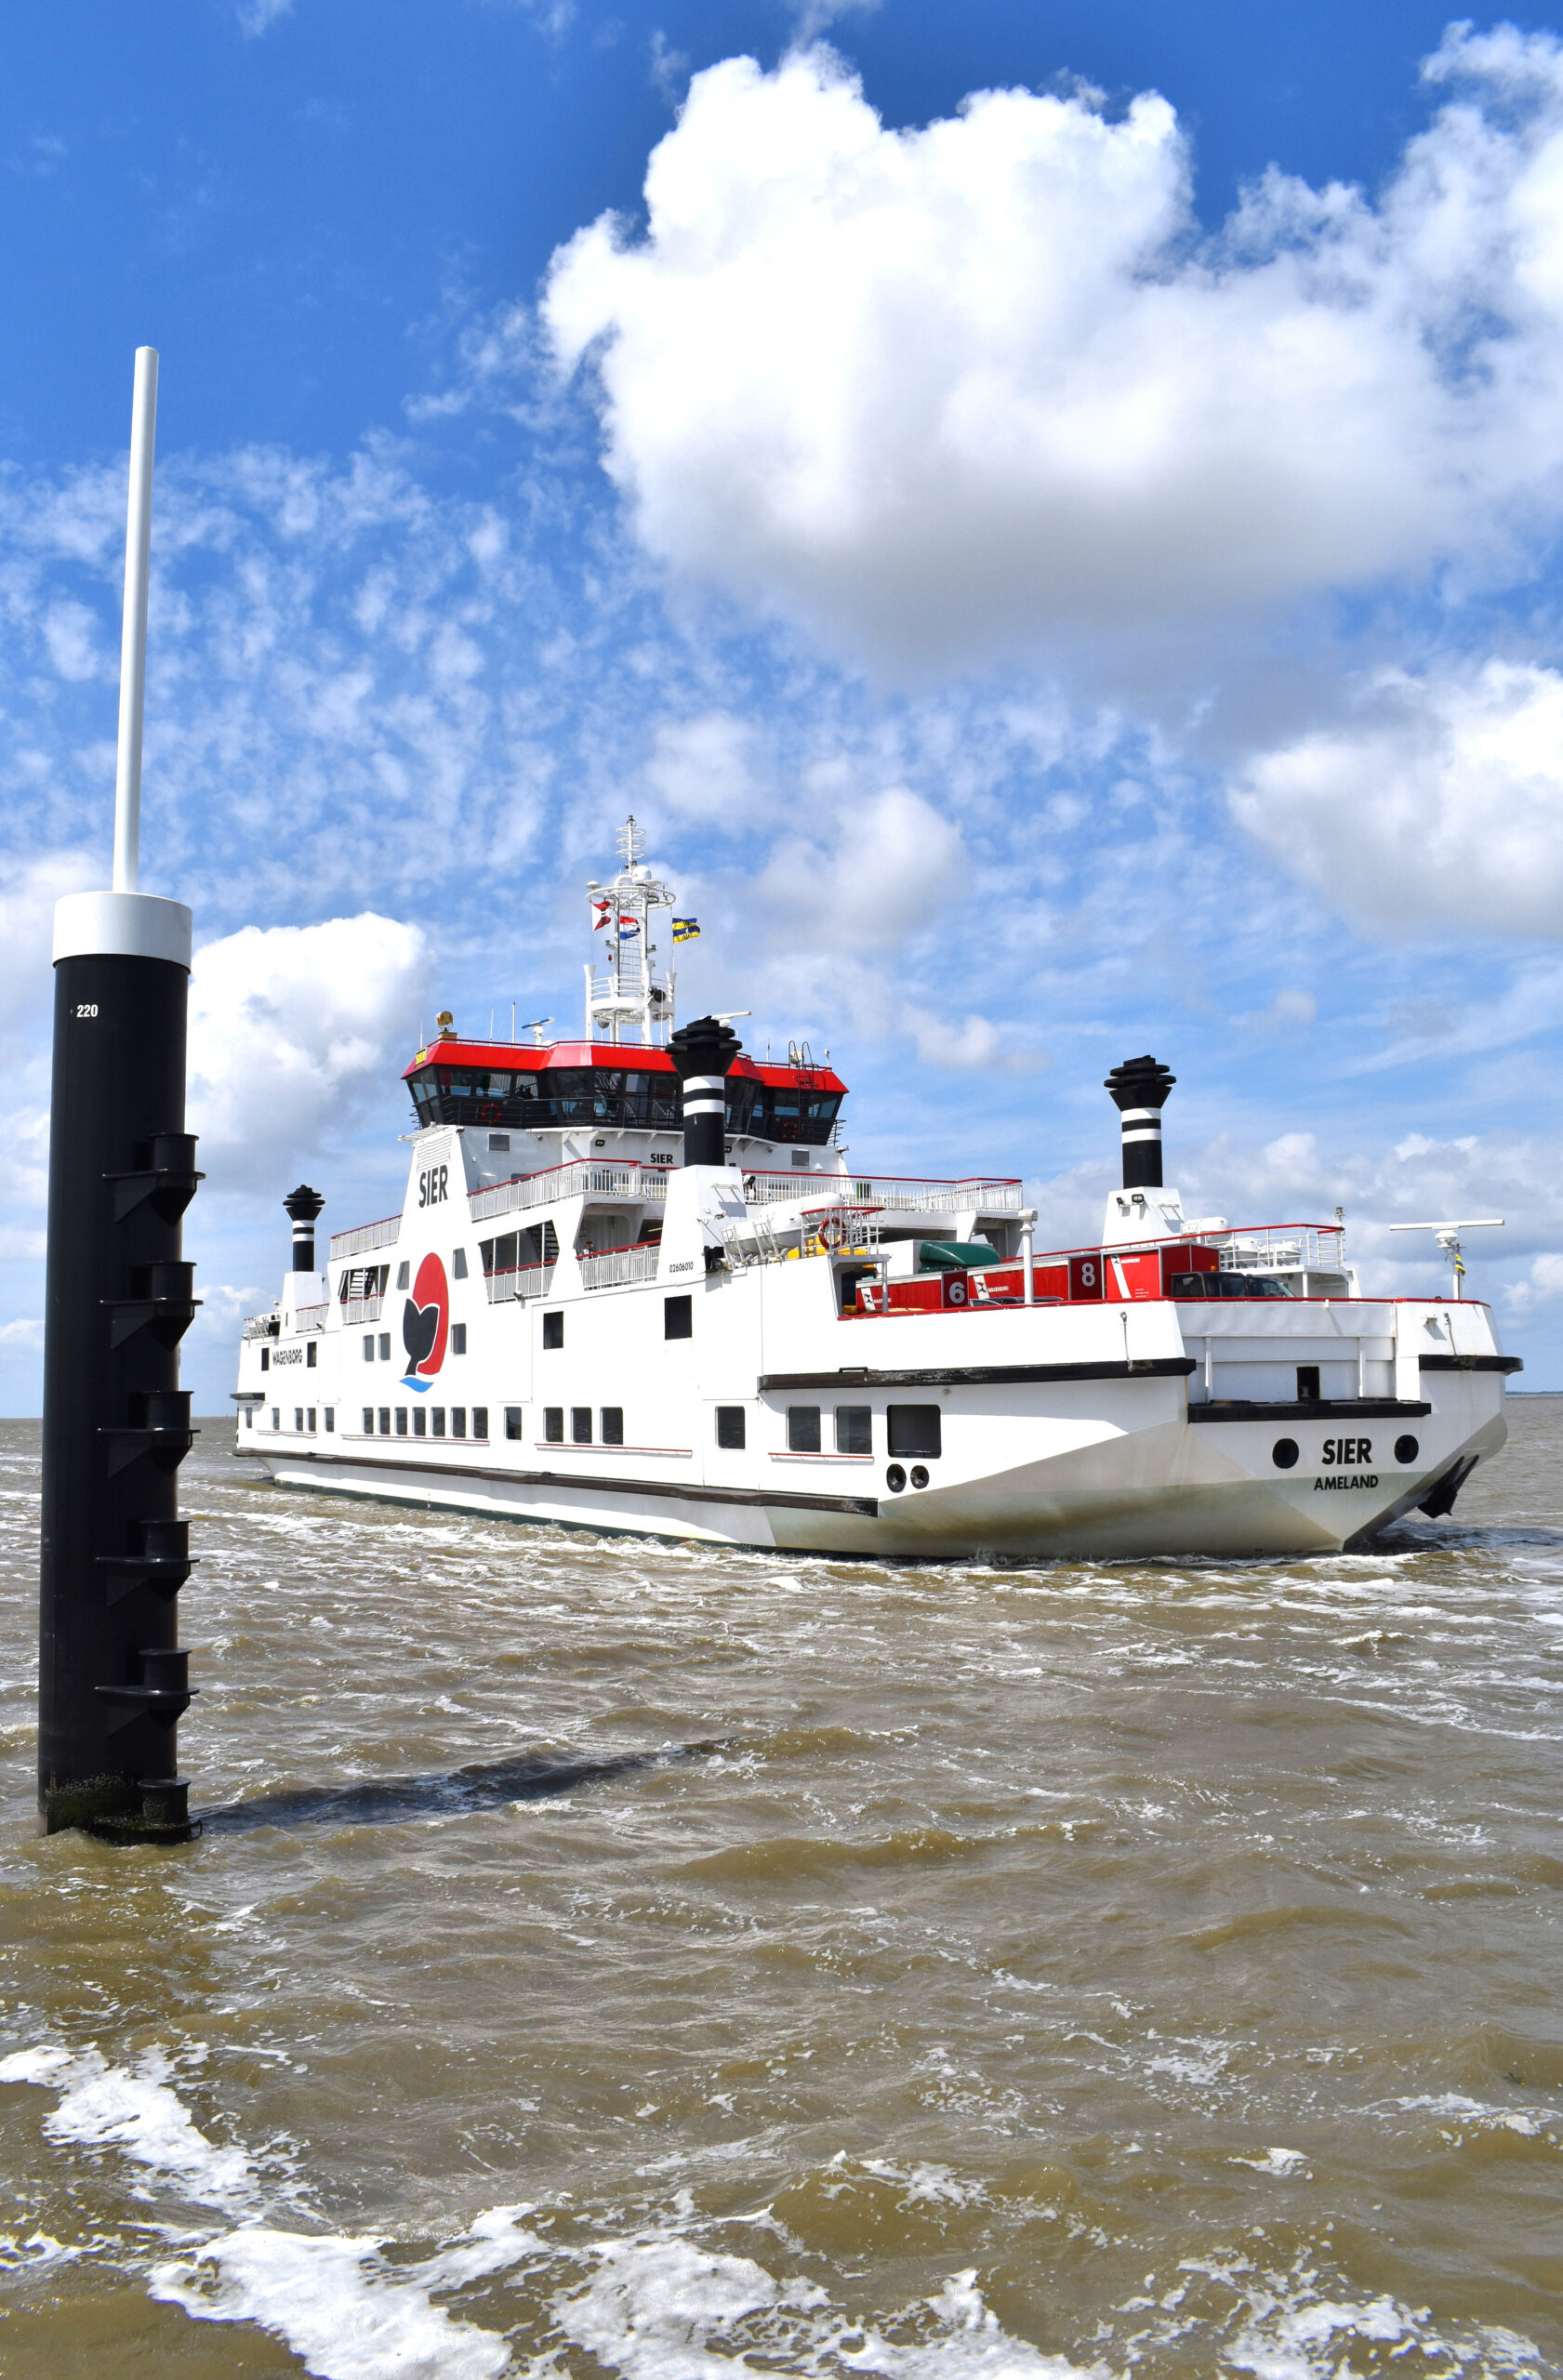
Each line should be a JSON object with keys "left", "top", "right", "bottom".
{"left": 544, "top": 25, "right": 1563, "bottom": 672}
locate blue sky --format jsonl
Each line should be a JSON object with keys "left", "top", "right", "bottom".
{"left": 6, "top": 0, "right": 1563, "bottom": 1409}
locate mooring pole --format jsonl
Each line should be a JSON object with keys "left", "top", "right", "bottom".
{"left": 38, "top": 347, "right": 202, "bottom": 1844}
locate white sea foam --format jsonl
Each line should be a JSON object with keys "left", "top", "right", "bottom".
{"left": 0, "top": 2043, "right": 253, "bottom": 2206}
{"left": 1229, "top": 2148, "right": 1307, "bottom": 2176}
{"left": 150, "top": 2227, "right": 516, "bottom": 2380}
{"left": 552, "top": 2235, "right": 1099, "bottom": 2380}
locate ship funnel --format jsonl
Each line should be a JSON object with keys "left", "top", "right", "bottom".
{"left": 283, "top": 1183, "right": 325, "bottom": 1274}
{"left": 1105, "top": 1056, "right": 1175, "bottom": 1190}
{"left": 669, "top": 1016, "right": 743, "bottom": 1169}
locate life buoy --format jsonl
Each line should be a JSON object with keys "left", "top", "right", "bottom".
{"left": 818, "top": 1213, "right": 847, "bottom": 1250}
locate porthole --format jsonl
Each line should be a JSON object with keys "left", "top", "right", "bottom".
{"left": 885, "top": 1463, "right": 907, "bottom": 1493}
{"left": 1272, "top": 1437, "right": 1300, "bottom": 1470}
{"left": 909, "top": 1465, "right": 930, "bottom": 1490}
{"left": 1394, "top": 1434, "right": 1420, "bottom": 1465}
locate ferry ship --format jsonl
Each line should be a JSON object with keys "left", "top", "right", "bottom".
{"left": 231, "top": 821, "right": 1517, "bottom": 1558}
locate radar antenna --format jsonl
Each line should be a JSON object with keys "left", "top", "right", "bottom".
{"left": 1388, "top": 1218, "right": 1503, "bottom": 1300}
{"left": 583, "top": 816, "right": 677, "bottom": 1048}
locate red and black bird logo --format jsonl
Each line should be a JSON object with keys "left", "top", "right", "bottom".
{"left": 402, "top": 1252, "right": 448, "bottom": 1384}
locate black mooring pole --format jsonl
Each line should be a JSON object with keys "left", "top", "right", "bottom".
{"left": 38, "top": 346, "right": 201, "bottom": 1844}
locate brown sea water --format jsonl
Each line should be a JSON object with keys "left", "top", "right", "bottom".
{"left": 0, "top": 1403, "right": 1558, "bottom": 2378}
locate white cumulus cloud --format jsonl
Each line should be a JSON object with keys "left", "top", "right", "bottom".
{"left": 1231, "top": 660, "right": 1563, "bottom": 937}
{"left": 188, "top": 914, "right": 430, "bottom": 1179}
{"left": 546, "top": 29, "right": 1563, "bottom": 669}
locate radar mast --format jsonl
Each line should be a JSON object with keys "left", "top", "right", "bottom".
{"left": 583, "top": 814, "right": 678, "bottom": 1047}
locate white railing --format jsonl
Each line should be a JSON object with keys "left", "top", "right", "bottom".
{"left": 328, "top": 1215, "right": 401, "bottom": 1261}
{"left": 485, "top": 1263, "right": 555, "bottom": 1305}
{"left": 242, "top": 1314, "right": 279, "bottom": 1341}
{"left": 1212, "top": 1226, "right": 1346, "bottom": 1275}
{"left": 580, "top": 1244, "right": 660, "bottom": 1291}
{"left": 471, "top": 1162, "right": 671, "bottom": 1223}
{"left": 344, "top": 1293, "right": 385, "bottom": 1324}
{"left": 294, "top": 1303, "right": 329, "bottom": 1333}
{"left": 742, "top": 1172, "right": 1024, "bottom": 1215}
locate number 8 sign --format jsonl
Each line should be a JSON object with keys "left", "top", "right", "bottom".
{"left": 1067, "top": 1253, "right": 1103, "bottom": 1301}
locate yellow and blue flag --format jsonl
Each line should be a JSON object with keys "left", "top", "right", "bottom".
{"left": 672, "top": 917, "right": 700, "bottom": 943}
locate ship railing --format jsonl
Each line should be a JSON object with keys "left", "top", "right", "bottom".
{"left": 241, "top": 1314, "right": 280, "bottom": 1341}
{"left": 1209, "top": 1225, "right": 1346, "bottom": 1275}
{"left": 328, "top": 1215, "right": 402, "bottom": 1261}
{"left": 344, "top": 1293, "right": 385, "bottom": 1325}
{"left": 484, "top": 1262, "right": 556, "bottom": 1305}
{"left": 579, "top": 1243, "right": 660, "bottom": 1291}
{"left": 294, "top": 1302, "right": 330, "bottom": 1333}
{"left": 470, "top": 1162, "right": 672, "bottom": 1223}
{"left": 741, "top": 1172, "right": 1024, "bottom": 1215}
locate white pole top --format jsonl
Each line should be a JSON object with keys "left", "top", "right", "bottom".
{"left": 113, "top": 346, "right": 158, "bottom": 896}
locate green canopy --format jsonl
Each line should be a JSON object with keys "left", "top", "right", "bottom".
{"left": 917, "top": 1240, "right": 1002, "bottom": 1272}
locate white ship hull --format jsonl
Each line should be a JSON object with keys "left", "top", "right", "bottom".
{"left": 235, "top": 1146, "right": 1513, "bottom": 1561}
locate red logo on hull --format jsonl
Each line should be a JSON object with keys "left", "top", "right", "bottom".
{"left": 402, "top": 1252, "right": 449, "bottom": 1382}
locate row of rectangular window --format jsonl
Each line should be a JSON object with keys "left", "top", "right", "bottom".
{"left": 249, "top": 1400, "right": 939, "bottom": 1461}
{"left": 773, "top": 1404, "right": 940, "bottom": 1457}
{"left": 542, "top": 1408, "right": 624, "bottom": 1445}
{"left": 362, "top": 1406, "right": 490, "bottom": 1438}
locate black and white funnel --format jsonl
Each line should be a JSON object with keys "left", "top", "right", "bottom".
{"left": 1105, "top": 1055, "right": 1176, "bottom": 1191}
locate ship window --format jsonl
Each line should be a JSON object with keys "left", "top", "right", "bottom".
{"left": 543, "top": 1311, "right": 563, "bottom": 1349}
{"left": 472, "top": 1407, "right": 488, "bottom": 1439}
{"left": 325, "top": 1408, "right": 334, "bottom": 1432}
{"left": 716, "top": 1407, "right": 745, "bottom": 1450}
{"left": 295, "top": 1408, "right": 303, "bottom": 1432}
{"left": 572, "top": 1407, "right": 591, "bottom": 1443}
{"left": 505, "top": 1408, "right": 522, "bottom": 1440}
{"left": 887, "top": 1405, "right": 940, "bottom": 1459}
{"left": 452, "top": 1324, "right": 467, "bottom": 1355}
{"left": 307, "top": 1408, "right": 316, "bottom": 1433}
{"left": 835, "top": 1406, "right": 871, "bottom": 1455}
{"left": 1297, "top": 1366, "right": 1321, "bottom": 1401}
{"left": 260, "top": 1346, "right": 270, "bottom": 1371}
{"left": 397, "top": 1262, "right": 410, "bottom": 1289}
{"left": 378, "top": 1407, "right": 391, "bottom": 1435}
{"left": 790, "top": 1150, "right": 810, "bottom": 1168}
{"left": 665, "top": 1294, "right": 692, "bottom": 1341}
{"left": 488, "top": 1133, "right": 510, "bottom": 1152}
{"left": 602, "top": 1407, "right": 623, "bottom": 1445}
{"left": 378, "top": 1333, "right": 391, "bottom": 1361}
{"left": 481, "top": 1234, "right": 519, "bottom": 1277}
{"left": 788, "top": 1407, "right": 821, "bottom": 1453}
{"left": 544, "top": 1408, "right": 563, "bottom": 1443}
{"left": 362, "top": 1408, "right": 372, "bottom": 1433}
{"left": 272, "top": 1408, "right": 280, "bottom": 1430}
{"left": 306, "top": 1342, "right": 316, "bottom": 1368}
{"left": 245, "top": 1408, "right": 253, "bottom": 1429}
{"left": 396, "top": 1408, "right": 408, "bottom": 1435}
{"left": 452, "top": 1408, "right": 467, "bottom": 1438}
{"left": 453, "top": 1249, "right": 469, "bottom": 1280}
{"left": 432, "top": 1408, "right": 446, "bottom": 1437}
{"left": 364, "top": 1336, "right": 374, "bottom": 1362}
{"left": 413, "top": 1408, "right": 426, "bottom": 1436}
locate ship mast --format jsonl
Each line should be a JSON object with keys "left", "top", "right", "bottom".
{"left": 582, "top": 814, "right": 677, "bottom": 1047}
